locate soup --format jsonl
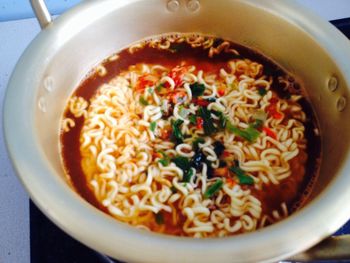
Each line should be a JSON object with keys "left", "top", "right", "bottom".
{"left": 60, "top": 33, "right": 321, "bottom": 237}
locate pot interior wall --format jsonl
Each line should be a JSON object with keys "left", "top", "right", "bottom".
{"left": 34, "top": 0, "right": 350, "bottom": 207}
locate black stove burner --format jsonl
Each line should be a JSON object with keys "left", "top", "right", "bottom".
{"left": 30, "top": 18, "right": 350, "bottom": 263}
{"left": 331, "top": 17, "right": 350, "bottom": 38}
{"left": 30, "top": 201, "right": 120, "bottom": 263}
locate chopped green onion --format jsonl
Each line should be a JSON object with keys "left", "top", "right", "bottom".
{"left": 169, "top": 43, "right": 183, "bottom": 52}
{"left": 148, "top": 87, "right": 154, "bottom": 94}
{"left": 250, "top": 119, "right": 264, "bottom": 129}
{"left": 204, "top": 179, "right": 224, "bottom": 199}
{"left": 206, "top": 97, "right": 216, "bottom": 103}
{"left": 159, "top": 158, "right": 170, "bottom": 166}
{"left": 170, "top": 186, "right": 177, "bottom": 193}
{"left": 226, "top": 122, "right": 260, "bottom": 142}
{"left": 158, "top": 151, "right": 170, "bottom": 166}
{"left": 213, "top": 141, "right": 225, "bottom": 157}
{"left": 219, "top": 114, "right": 227, "bottom": 129}
{"left": 183, "top": 169, "right": 194, "bottom": 183}
{"left": 189, "top": 114, "right": 197, "bottom": 125}
{"left": 172, "top": 156, "right": 191, "bottom": 171}
{"left": 139, "top": 96, "right": 149, "bottom": 106}
{"left": 212, "top": 110, "right": 227, "bottom": 129}
{"left": 192, "top": 137, "right": 205, "bottom": 151}
{"left": 229, "top": 166, "right": 254, "bottom": 185}
{"left": 150, "top": 121, "right": 157, "bottom": 132}
{"left": 190, "top": 82, "right": 205, "bottom": 97}
{"left": 253, "top": 110, "right": 267, "bottom": 123}
{"left": 245, "top": 126, "right": 261, "bottom": 140}
{"left": 154, "top": 212, "right": 164, "bottom": 225}
{"left": 171, "top": 119, "right": 184, "bottom": 143}
{"left": 258, "top": 87, "right": 267, "bottom": 96}
{"left": 178, "top": 106, "right": 190, "bottom": 119}
{"left": 156, "top": 84, "right": 164, "bottom": 92}
{"left": 198, "top": 107, "right": 217, "bottom": 135}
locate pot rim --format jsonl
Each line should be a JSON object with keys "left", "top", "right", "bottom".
{"left": 4, "top": 0, "right": 350, "bottom": 262}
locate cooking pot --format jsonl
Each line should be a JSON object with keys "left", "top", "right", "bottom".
{"left": 4, "top": 0, "right": 350, "bottom": 262}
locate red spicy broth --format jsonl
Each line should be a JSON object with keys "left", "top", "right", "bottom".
{"left": 60, "top": 33, "right": 321, "bottom": 237}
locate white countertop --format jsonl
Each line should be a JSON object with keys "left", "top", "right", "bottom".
{"left": 0, "top": 1, "right": 349, "bottom": 262}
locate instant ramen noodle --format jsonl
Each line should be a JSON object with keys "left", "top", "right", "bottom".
{"left": 61, "top": 33, "right": 321, "bottom": 237}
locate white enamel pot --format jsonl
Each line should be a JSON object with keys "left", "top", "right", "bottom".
{"left": 4, "top": 0, "right": 350, "bottom": 262}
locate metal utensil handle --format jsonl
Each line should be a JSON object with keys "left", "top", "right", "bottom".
{"left": 30, "top": 0, "right": 52, "bottom": 29}
{"left": 291, "top": 235, "right": 350, "bottom": 261}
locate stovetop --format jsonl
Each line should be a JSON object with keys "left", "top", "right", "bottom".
{"left": 29, "top": 18, "right": 350, "bottom": 263}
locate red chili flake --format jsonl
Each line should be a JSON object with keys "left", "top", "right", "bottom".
{"left": 226, "top": 177, "right": 236, "bottom": 187}
{"left": 196, "top": 117, "right": 204, "bottom": 129}
{"left": 136, "top": 74, "right": 154, "bottom": 92}
{"left": 270, "top": 97, "right": 279, "bottom": 104}
{"left": 263, "top": 127, "right": 277, "bottom": 140}
{"left": 266, "top": 100, "right": 283, "bottom": 120}
{"left": 223, "top": 150, "right": 230, "bottom": 157}
{"left": 168, "top": 66, "right": 187, "bottom": 88}
{"left": 160, "top": 129, "right": 171, "bottom": 140}
{"left": 272, "top": 112, "right": 283, "bottom": 120}
{"left": 193, "top": 98, "right": 209, "bottom": 106}
{"left": 218, "top": 87, "right": 225, "bottom": 97}
{"left": 152, "top": 152, "right": 162, "bottom": 159}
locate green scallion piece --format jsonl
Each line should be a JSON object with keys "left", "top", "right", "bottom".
{"left": 148, "top": 87, "right": 154, "bottom": 94}
{"left": 139, "top": 96, "right": 149, "bottom": 106}
{"left": 190, "top": 82, "right": 206, "bottom": 97}
{"left": 198, "top": 107, "right": 216, "bottom": 135}
{"left": 156, "top": 84, "right": 164, "bottom": 92}
{"left": 229, "top": 166, "right": 254, "bottom": 185}
{"left": 250, "top": 119, "right": 264, "bottom": 129}
{"left": 150, "top": 121, "right": 157, "bottom": 132}
{"left": 206, "top": 97, "right": 216, "bottom": 103}
{"left": 159, "top": 159, "right": 169, "bottom": 166}
{"left": 192, "top": 137, "right": 205, "bottom": 151}
{"left": 226, "top": 122, "right": 260, "bottom": 142}
{"left": 253, "top": 110, "right": 267, "bottom": 123}
{"left": 172, "top": 156, "right": 191, "bottom": 171}
{"left": 170, "top": 186, "right": 177, "bottom": 193}
{"left": 189, "top": 114, "right": 197, "bottom": 125}
{"left": 204, "top": 179, "right": 224, "bottom": 199}
{"left": 154, "top": 212, "right": 164, "bottom": 225}
{"left": 178, "top": 106, "right": 190, "bottom": 119}
{"left": 258, "top": 87, "right": 267, "bottom": 96}
{"left": 183, "top": 169, "right": 194, "bottom": 183}
{"left": 158, "top": 151, "right": 170, "bottom": 166}
{"left": 171, "top": 119, "right": 184, "bottom": 143}
{"left": 211, "top": 110, "right": 227, "bottom": 129}
{"left": 169, "top": 43, "right": 183, "bottom": 52}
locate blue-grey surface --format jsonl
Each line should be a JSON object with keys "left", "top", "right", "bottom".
{"left": 0, "top": 1, "right": 349, "bottom": 263}
{"left": 0, "top": 0, "right": 81, "bottom": 21}
{"left": 0, "top": 17, "right": 39, "bottom": 263}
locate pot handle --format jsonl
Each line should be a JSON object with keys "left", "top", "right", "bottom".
{"left": 290, "top": 235, "right": 350, "bottom": 261}
{"left": 30, "top": 0, "right": 52, "bottom": 29}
